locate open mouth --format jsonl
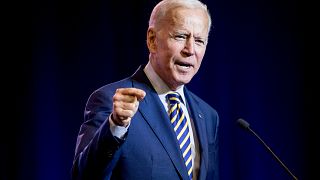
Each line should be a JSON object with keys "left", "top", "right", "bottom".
{"left": 175, "top": 61, "right": 193, "bottom": 69}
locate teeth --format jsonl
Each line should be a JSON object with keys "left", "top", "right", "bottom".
{"left": 177, "top": 63, "right": 190, "bottom": 67}
{"left": 178, "top": 64, "right": 190, "bottom": 69}
{"left": 176, "top": 62, "right": 192, "bottom": 69}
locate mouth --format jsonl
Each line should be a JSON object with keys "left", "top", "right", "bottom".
{"left": 175, "top": 61, "right": 193, "bottom": 69}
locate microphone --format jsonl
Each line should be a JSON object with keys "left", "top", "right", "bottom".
{"left": 237, "top": 118, "right": 298, "bottom": 180}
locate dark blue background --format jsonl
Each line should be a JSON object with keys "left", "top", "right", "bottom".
{"left": 10, "top": 0, "right": 314, "bottom": 179}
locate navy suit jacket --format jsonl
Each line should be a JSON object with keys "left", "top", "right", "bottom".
{"left": 72, "top": 65, "right": 219, "bottom": 180}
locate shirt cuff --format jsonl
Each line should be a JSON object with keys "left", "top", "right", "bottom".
{"left": 109, "top": 115, "right": 129, "bottom": 139}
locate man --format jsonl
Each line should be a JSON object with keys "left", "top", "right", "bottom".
{"left": 71, "top": 0, "right": 219, "bottom": 179}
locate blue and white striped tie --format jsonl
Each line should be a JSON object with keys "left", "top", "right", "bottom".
{"left": 166, "top": 92, "right": 193, "bottom": 179}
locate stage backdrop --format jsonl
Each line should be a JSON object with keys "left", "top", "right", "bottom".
{"left": 16, "top": 0, "right": 313, "bottom": 179}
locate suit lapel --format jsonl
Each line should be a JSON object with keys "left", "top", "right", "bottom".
{"left": 184, "top": 89, "right": 209, "bottom": 179}
{"left": 130, "top": 66, "right": 189, "bottom": 179}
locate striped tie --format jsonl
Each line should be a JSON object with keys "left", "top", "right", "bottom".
{"left": 166, "top": 92, "right": 193, "bottom": 179}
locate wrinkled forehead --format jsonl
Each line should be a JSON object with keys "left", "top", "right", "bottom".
{"left": 163, "top": 7, "right": 208, "bottom": 24}
{"left": 160, "top": 7, "right": 209, "bottom": 34}
{"left": 170, "top": 7, "right": 208, "bottom": 23}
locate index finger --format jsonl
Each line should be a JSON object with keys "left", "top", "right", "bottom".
{"left": 117, "top": 88, "right": 146, "bottom": 101}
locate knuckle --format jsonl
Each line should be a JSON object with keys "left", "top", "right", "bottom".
{"left": 113, "top": 101, "right": 120, "bottom": 108}
{"left": 113, "top": 94, "right": 119, "bottom": 101}
{"left": 130, "top": 103, "right": 136, "bottom": 109}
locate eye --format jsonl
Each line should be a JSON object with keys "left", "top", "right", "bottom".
{"left": 195, "top": 39, "right": 205, "bottom": 45}
{"left": 174, "top": 35, "right": 187, "bottom": 40}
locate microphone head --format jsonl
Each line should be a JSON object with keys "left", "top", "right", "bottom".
{"left": 237, "top": 118, "right": 250, "bottom": 130}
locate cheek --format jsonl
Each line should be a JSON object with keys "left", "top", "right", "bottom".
{"left": 196, "top": 48, "right": 206, "bottom": 63}
{"left": 167, "top": 40, "right": 184, "bottom": 53}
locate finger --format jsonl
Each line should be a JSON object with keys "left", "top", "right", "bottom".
{"left": 114, "top": 101, "right": 138, "bottom": 111}
{"left": 117, "top": 88, "right": 146, "bottom": 101}
{"left": 113, "top": 93, "right": 137, "bottom": 103}
{"left": 114, "top": 107, "right": 136, "bottom": 119}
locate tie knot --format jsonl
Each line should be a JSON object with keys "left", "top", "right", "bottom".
{"left": 166, "top": 91, "right": 182, "bottom": 105}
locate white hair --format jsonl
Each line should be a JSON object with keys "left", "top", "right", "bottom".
{"left": 149, "top": 0, "right": 212, "bottom": 33}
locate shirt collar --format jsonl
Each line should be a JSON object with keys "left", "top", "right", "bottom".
{"left": 143, "top": 61, "right": 186, "bottom": 104}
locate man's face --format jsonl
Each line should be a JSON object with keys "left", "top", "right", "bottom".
{"left": 149, "top": 7, "right": 209, "bottom": 90}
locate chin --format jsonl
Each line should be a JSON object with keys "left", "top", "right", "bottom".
{"left": 172, "top": 73, "right": 193, "bottom": 85}
{"left": 177, "top": 78, "right": 192, "bottom": 85}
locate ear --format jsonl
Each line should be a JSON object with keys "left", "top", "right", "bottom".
{"left": 147, "top": 28, "right": 157, "bottom": 53}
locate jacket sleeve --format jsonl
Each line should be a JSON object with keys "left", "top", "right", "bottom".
{"left": 71, "top": 88, "right": 125, "bottom": 180}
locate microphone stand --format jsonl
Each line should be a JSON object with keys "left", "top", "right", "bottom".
{"left": 237, "top": 118, "right": 298, "bottom": 180}
{"left": 247, "top": 127, "right": 298, "bottom": 180}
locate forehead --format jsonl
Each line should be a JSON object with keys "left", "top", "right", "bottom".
{"left": 163, "top": 7, "right": 209, "bottom": 34}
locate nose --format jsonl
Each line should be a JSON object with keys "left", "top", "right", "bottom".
{"left": 182, "top": 38, "right": 195, "bottom": 57}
